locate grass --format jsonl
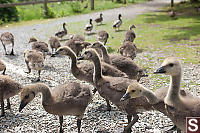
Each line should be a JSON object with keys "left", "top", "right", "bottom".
{"left": 16, "top": 0, "right": 147, "bottom": 21}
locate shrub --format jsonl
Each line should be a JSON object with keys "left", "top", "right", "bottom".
{"left": 69, "top": 1, "right": 82, "bottom": 13}
{"left": 0, "top": 0, "right": 19, "bottom": 22}
{"left": 43, "top": 6, "right": 56, "bottom": 18}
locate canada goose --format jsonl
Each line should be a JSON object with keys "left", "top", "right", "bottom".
{"left": 0, "top": 60, "right": 6, "bottom": 75}
{"left": 84, "top": 3, "right": 88, "bottom": 9}
{"left": 55, "top": 46, "right": 127, "bottom": 111}
{"left": 91, "top": 42, "right": 146, "bottom": 81}
{"left": 28, "top": 37, "right": 49, "bottom": 58}
{"left": 84, "top": 19, "right": 93, "bottom": 33}
{"left": 48, "top": 36, "right": 61, "bottom": 55}
{"left": 113, "top": 14, "right": 122, "bottom": 31}
{"left": 154, "top": 57, "right": 200, "bottom": 132}
{"left": 0, "top": 75, "right": 22, "bottom": 117}
{"left": 55, "top": 23, "right": 67, "bottom": 39}
{"left": 120, "top": 82, "right": 182, "bottom": 132}
{"left": 19, "top": 82, "right": 93, "bottom": 133}
{"left": 24, "top": 50, "right": 45, "bottom": 82}
{"left": 97, "top": 30, "right": 109, "bottom": 45}
{"left": 78, "top": 49, "right": 155, "bottom": 133}
{"left": 170, "top": 10, "right": 176, "bottom": 18}
{"left": 95, "top": 13, "right": 103, "bottom": 25}
{"left": 0, "top": 32, "right": 15, "bottom": 55}
{"left": 124, "top": 24, "right": 136, "bottom": 42}
{"left": 118, "top": 41, "right": 137, "bottom": 60}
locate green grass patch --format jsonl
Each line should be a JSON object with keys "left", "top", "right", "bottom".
{"left": 16, "top": 0, "right": 147, "bottom": 21}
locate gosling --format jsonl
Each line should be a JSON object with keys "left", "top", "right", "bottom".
{"left": 19, "top": 82, "right": 93, "bottom": 133}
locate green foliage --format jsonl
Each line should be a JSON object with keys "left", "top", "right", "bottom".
{"left": 0, "top": 0, "right": 19, "bottom": 23}
{"left": 69, "top": 1, "right": 83, "bottom": 13}
{"left": 44, "top": 6, "right": 56, "bottom": 18}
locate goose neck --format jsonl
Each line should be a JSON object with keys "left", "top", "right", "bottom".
{"left": 35, "top": 85, "right": 54, "bottom": 106}
{"left": 101, "top": 46, "right": 111, "bottom": 64}
{"left": 166, "top": 73, "right": 182, "bottom": 104}
{"left": 69, "top": 52, "right": 79, "bottom": 73}
{"left": 142, "top": 89, "right": 160, "bottom": 105}
{"left": 92, "top": 55, "right": 102, "bottom": 83}
{"left": 63, "top": 24, "right": 67, "bottom": 31}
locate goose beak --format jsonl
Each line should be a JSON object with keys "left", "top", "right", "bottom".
{"left": 154, "top": 66, "right": 166, "bottom": 74}
{"left": 19, "top": 100, "right": 28, "bottom": 112}
{"left": 120, "top": 93, "right": 130, "bottom": 101}
{"left": 77, "top": 56, "right": 84, "bottom": 60}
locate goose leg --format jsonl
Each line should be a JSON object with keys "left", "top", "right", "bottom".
{"left": 106, "top": 99, "right": 111, "bottom": 111}
{"left": 2, "top": 44, "right": 8, "bottom": 55}
{"left": 37, "top": 70, "right": 41, "bottom": 82}
{"left": 25, "top": 60, "right": 31, "bottom": 74}
{"left": 93, "top": 88, "right": 97, "bottom": 94}
{"left": 59, "top": 116, "right": 63, "bottom": 133}
{"left": 2, "top": 68, "right": 6, "bottom": 75}
{"left": 77, "top": 118, "right": 81, "bottom": 133}
{"left": 124, "top": 114, "right": 139, "bottom": 133}
{"left": 0, "top": 96, "right": 5, "bottom": 117}
{"left": 10, "top": 41, "right": 14, "bottom": 55}
{"left": 6, "top": 99, "right": 11, "bottom": 110}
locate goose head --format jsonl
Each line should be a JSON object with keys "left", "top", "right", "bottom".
{"left": 77, "top": 48, "right": 97, "bottom": 61}
{"left": 89, "top": 19, "right": 92, "bottom": 24}
{"left": 120, "top": 82, "right": 144, "bottom": 101}
{"left": 28, "top": 37, "right": 37, "bottom": 43}
{"left": 91, "top": 41, "right": 104, "bottom": 49}
{"left": 19, "top": 84, "right": 37, "bottom": 112}
{"left": 118, "top": 14, "right": 122, "bottom": 20}
{"left": 154, "top": 57, "right": 182, "bottom": 76}
{"left": 129, "top": 24, "right": 136, "bottom": 30}
{"left": 100, "top": 13, "right": 103, "bottom": 17}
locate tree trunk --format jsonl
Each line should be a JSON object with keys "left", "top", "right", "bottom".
{"left": 123, "top": 0, "right": 126, "bottom": 4}
{"left": 90, "top": 0, "right": 94, "bottom": 10}
{"left": 44, "top": 0, "right": 48, "bottom": 16}
{"left": 171, "top": 0, "right": 174, "bottom": 7}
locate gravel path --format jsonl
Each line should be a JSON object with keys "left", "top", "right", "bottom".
{"left": 1, "top": 0, "right": 199, "bottom": 133}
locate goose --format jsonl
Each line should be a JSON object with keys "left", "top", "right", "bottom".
{"left": 0, "top": 60, "right": 6, "bottom": 75}
{"left": 124, "top": 24, "right": 136, "bottom": 42}
{"left": 170, "top": 10, "right": 176, "bottom": 18}
{"left": 91, "top": 42, "right": 146, "bottom": 81}
{"left": 0, "top": 75, "right": 22, "bottom": 117}
{"left": 96, "top": 30, "right": 109, "bottom": 45}
{"left": 19, "top": 82, "right": 93, "bottom": 133}
{"left": 24, "top": 50, "right": 45, "bottom": 82}
{"left": 121, "top": 82, "right": 191, "bottom": 132}
{"left": 0, "top": 32, "right": 15, "bottom": 55}
{"left": 154, "top": 57, "right": 200, "bottom": 132}
{"left": 113, "top": 14, "right": 122, "bottom": 31}
{"left": 78, "top": 49, "right": 155, "bottom": 133}
{"left": 118, "top": 41, "right": 137, "bottom": 60}
{"left": 55, "top": 46, "right": 128, "bottom": 111}
{"left": 48, "top": 36, "right": 61, "bottom": 55}
{"left": 28, "top": 37, "right": 50, "bottom": 58}
{"left": 55, "top": 23, "right": 67, "bottom": 39}
{"left": 95, "top": 13, "right": 103, "bottom": 25}
{"left": 84, "top": 19, "right": 93, "bottom": 33}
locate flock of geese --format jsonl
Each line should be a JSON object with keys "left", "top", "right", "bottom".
{"left": 0, "top": 13, "right": 199, "bottom": 133}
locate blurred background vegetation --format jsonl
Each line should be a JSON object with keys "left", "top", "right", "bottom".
{"left": 0, "top": 0, "right": 147, "bottom": 24}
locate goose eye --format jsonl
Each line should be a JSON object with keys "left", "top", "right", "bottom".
{"left": 169, "top": 63, "right": 174, "bottom": 67}
{"left": 131, "top": 90, "right": 136, "bottom": 93}
{"left": 24, "top": 94, "right": 29, "bottom": 99}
